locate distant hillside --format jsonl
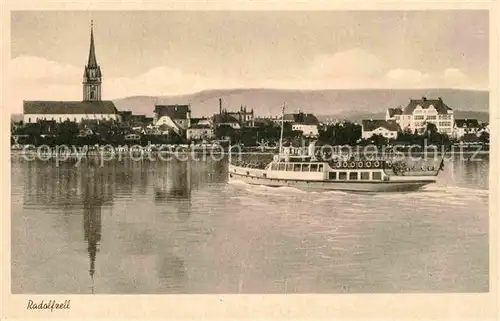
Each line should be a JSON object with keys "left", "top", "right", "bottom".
{"left": 112, "top": 88, "right": 489, "bottom": 118}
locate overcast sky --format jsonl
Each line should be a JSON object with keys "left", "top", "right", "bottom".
{"left": 8, "top": 10, "right": 489, "bottom": 111}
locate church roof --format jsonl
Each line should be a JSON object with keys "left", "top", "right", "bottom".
{"left": 88, "top": 22, "right": 98, "bottom": 68}
{"left": 84, "top": 66, "right": 102, "bottom": 79}
{"left": 23, "top": 101, "right": 119, "bottom": 115}
{"left": 83, "top": 22, "right": 102, "bottom": 79}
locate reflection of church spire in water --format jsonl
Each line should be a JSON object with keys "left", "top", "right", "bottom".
{"left": 83, "top": 178, "right": 103, "bottom": 294}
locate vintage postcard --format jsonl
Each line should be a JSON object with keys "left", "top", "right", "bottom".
{"left": 1, "top": 1, "right": 498, "bottom": 320}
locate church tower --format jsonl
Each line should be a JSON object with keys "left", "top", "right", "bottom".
{"left": 83, "top": 21, "right": 102, "bottom": 102}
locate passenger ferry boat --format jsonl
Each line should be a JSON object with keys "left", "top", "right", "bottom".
{"left": 228, "top": 105, "right": 444, "bottom": 192}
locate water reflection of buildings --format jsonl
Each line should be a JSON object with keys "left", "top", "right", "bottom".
{"left": 18, "top": 157, "right": 229, "bottom": 293}
{"left": 21, "top": 160, "right": 115, "bottom": 293}
{"left": 154, "top": 160, "right": 192, "bottom": 201}
{"left": 113, "top": 158, "right": 151, "bottom": 196}
{"left": 23, "top": 161, "right": 84, "bottom": 208}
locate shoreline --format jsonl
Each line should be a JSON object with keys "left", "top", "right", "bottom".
{"left": 9, "top": 149, "right": 490, "bottom": 156}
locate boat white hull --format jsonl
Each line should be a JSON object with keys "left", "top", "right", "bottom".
{"left": 228, "top": 165, "right": 436, "bottom": 192}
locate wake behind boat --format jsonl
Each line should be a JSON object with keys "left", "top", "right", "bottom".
{"left": 228, "top": 104, "right": 444, "bottom": 193}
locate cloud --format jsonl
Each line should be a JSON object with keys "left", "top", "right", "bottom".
{"left": 384, "top": 67, "right": 475, "bottom": 89}
{"left": 6, "top": 55, "right": 485, "bottom": 114}
{"left": 442, "top": 68, "right": 468, "bottom": 86}
{"left": 9, "top": 56, "right": 81, "bottom": 85}
{"left": 385, "top": 69, "right": 432, "bottom": 88}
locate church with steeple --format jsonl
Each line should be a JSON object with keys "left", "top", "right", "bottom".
{"left": 23, "top": 21, "right": 120, "bottom": 124}
{"left": 83, "top": 21, "right": 102, "bottom": 102}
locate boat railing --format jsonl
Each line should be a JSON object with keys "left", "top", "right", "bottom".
{"left": 383, "top": 158, "right": 441, "bottom": 176}
{"left": 231, "top": 159, "right": 269, "bottom": 169}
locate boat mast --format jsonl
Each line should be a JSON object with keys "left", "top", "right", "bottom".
{"left": 279, "top": 103, "right": 285, "bottom": 159}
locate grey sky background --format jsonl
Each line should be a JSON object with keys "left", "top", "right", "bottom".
{"left": 8, "top": 10, "right": 489, "bottom": 111}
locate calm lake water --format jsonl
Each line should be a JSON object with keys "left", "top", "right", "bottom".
{"left": 11, "top": 153, "right": 489, "bottom": 294}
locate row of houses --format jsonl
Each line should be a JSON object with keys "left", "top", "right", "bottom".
{"left": 144, "top": 103, "right": 320, "bottom": 141}
{"left": 360, "top": 97, "right": 488, "bottom": 140}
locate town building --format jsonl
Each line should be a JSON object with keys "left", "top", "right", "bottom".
{"left": 361, "top": 119, "right": 400, "bottom": 140}
{"left": 23, "top": 22, "right": 120, "bottom": 124}
{"left": 281, "top": 112, "right": 320, "bottom": 137}
{"left": 191, "top": 117, "right": 212, "bottom": 127}
{"left": 212, "top": 113, "right": 241, "bottom": 129}
{"left": 453, "top": 118, "right": 481, "bottom": 139}
{"left": 186, "top": 117, "right": 214, "bottom": 141}
{"left": 385, "top": 107, "right": 403, "bottom": 122}
{"left": 386, "top": 97, "right": 454, "bottom": 135}
{"left": 186, "top": 124, "right": 214, "bottom": 141}
{"left": 216, "top": 98, "right": 255, "bottom": 127}
{"left": 154, "top": 104, "right": 191, "bottom": 135}
{"left": 254, "top": 117, "right": 275, "bottom": 127}
{"left": 118, "top": 111, "right": 153, "bottom": 127}
{"left": 477, "top": 122, "right": 490, "bottom": 137}
{"left": 224, "top": 106, "right": 255, "bottom": 127}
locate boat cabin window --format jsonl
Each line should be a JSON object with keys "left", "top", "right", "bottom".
{"left": 318, "top": 164, "right": 323, "bottom": 172}
{"left": 372, "top": 171, "right": 382, "bottom": 180}
{"left": 302, "top": 164, "right": 311, "bottom": 172}
{"left": 329, "top": 172, "right": 337, "bottom": 180}
{"left": 349, "top": 172, "right": 358, "bottom": 180}
{"left": 293, "top": 164, "right": 301, "bottom": 172}
{"left": 339, "top": 172, "right": 347, "bottom": 180}
{"left": 360, "top": 172, "right": 369, "bottom": 180}
{"left": 310, "top": 164, "right": 318, "bottom": 172}
{"left": 278, "top": 163, "right": 286, "bottom": 171}
{"left": 286, "top": 163, "right": 293, "bottom": 171}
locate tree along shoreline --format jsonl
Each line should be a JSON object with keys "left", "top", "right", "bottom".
{"left": 11, "top": 119, "right": 489, "bottom": 152}
{"left": 10, "top": 145, "right": 489, "bottom": 155}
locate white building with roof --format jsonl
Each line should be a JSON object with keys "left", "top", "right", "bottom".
{"left": 386, "top": 97, "right": 454, "bottom": 135}
{"left": 186, "top": 124, "right": 214, "bottom": 141}
{"left": 361, "top": 120, "right": 401, "bottom": 140}
{"left": 453, "top": 119, "right": 481, "bottom": 139}
{"left": 278, "top": 112, "right": 320, "bottom": 137}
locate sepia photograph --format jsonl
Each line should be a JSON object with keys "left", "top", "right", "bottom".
{"left": 2, "top": 4, "right": 497, "bottom": 320}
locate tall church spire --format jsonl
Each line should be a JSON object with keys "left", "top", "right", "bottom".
{"left": 83, "top": 20, "right": 102, "bottom": 101}
{"left": 87, "top": 20, "right": 98, "bottom": 68}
